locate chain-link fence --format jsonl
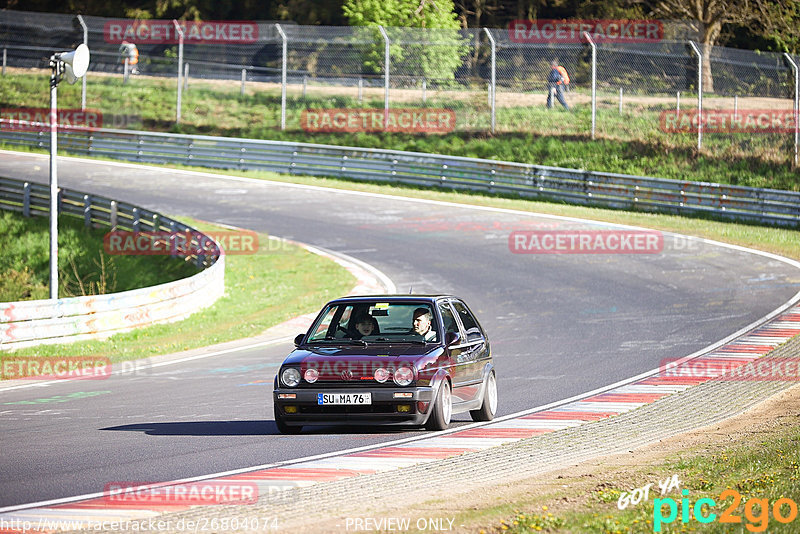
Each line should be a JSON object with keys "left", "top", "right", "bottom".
{"left": 0, "top": 9, "right": 797, "bottom": 169}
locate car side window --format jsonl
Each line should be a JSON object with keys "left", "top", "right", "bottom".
{"left": 452, "top": 301, "right": 483, "bottom": 342}
{"left": 438, "top": 302, "right": 459, "bottom": 338}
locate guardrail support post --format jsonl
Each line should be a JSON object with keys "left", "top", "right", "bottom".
{"left": 379, "top": 26, "right": 390, "bottom": 130}
{"left": 77, "top": 15, "right": 88, "bottom": 111}
{"left": 110, "top": 200, "right": 118, "bottom": 230}
{"left": 484, "top": 28, "right": 496, "bottom": 133}
{"left": 23, "top": 182, "right": 30, "bottom": 216}
{"left": 784, "top": 53, "right": 799, "bottom": 168}
{"left": 172, "top": 20, "right": 184, "bottom": 124}
{"left": 583, "top": 32, "right": 596, "bottom": 140}
{"left": 688, "top": 41, "right": 703, "bottom": 150}
{"left": 83, "top": 194, "right": 92, "bottom": 227}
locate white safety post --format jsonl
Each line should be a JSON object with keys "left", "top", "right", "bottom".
{"left": 784, "top": 53, "right": 798, "bottom": 167}
{"left": 484, "top": 28, "right": 496, "bottom": 133}
{"left": 173, "top": 20, "right": 184, "bottom": 124}
{"left": 77, "top": 15, "right": 88, "bottom": 110}
{"left": 379, "top": 26, "right": 390, "bottom": 130}
{"left": 276, "top": 24, "right": 287, "bottom": 130}
{"left": 583, "top": 32, "right": 596, "bottom": 139}
{"left": 688, "top": 41, "right": 703, "bottom": 149}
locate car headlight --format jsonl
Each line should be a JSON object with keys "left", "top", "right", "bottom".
{"left": 304, "top": 368, "right": 319, "bottom": 383}
{"left": 393, "top": 366, "right": 414, "bottom": 386}
{"left": 281, "top": 367, "right": 301, "bottom": 387}
{"left": 374, "top": 367, "right": 389, "bottom": 383}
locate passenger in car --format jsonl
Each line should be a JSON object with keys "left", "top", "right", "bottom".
{"left": 351, "top": 314, "right": 379, "bottom": 339}
{"left": 412, "top": 308, "right": 437, "bottom": 342}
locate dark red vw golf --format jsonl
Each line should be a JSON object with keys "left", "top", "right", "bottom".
{"left": 273, "top": 295, "right": 497, "bottom": 434}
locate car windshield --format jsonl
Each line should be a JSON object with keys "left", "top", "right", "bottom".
{"left": 307, "top": 301, "right": 439, "bottom": 343}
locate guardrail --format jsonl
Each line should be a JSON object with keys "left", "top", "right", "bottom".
{"left": 0, "top": 176, "right": 225, "bottom": 350}
{"left": 0, "top": 123, "right": 798, "bottom": 226}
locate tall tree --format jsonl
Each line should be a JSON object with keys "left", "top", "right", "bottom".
{"left": 343, "top": 0, "right": 467, "bottom": 82}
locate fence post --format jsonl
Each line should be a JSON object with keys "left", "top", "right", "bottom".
{"left": 276, "top": 24, "right": 287, "bottom": 130}
{"left": 378, "top": 26, "right": 390, "bottom": 130}
{"left": 483, "top": 28, "right": 496, "bottom": 133}
{"left": 619, "top": 88, "right": 623, "bottom": 113}
{"left": 184, "top": 62, "right": 189, "bottom": 91}
{"left": 583, "top": 32, "right": 596, "bottom": 140}
{"left": 241, "top": 68, "right": 246, "bottom": 96}
{"left": 676, "top": 91, "right": 681, "bottom": 116}
{"left": 784, "top": 53, "right": 798, "bottom": 168}
{"left": 422, "top": 79, "right": 426, "bottom": 103}
{"left": 688, "top": 41, "right": 703, "bottom": 150}
{"left": 2, "top": 48, "right": 6, "bottom": 75}
{"left": 172, "top": 20, "right": 184, "bottom": 124}
{"left": 76, "top": 15, "right": 88, "bottom": 111}
{"left": 303, "top": 75, "right": 307, "bottom": 98}
{"left": 358, "top": 77, "right": 363, "bottom": 103}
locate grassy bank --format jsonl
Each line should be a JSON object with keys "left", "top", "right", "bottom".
{"left": 2, "top": 217, "right": 355, "bottom": 367}
{"left": 1, "top": 71, "right": 797, "bottom": 190}
{"left": 0, "top": 210, "right": 197, "bottom": 301}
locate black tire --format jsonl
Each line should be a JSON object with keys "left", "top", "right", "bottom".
{"left": 425, "top": 380, "right": 452, "bottom": 431}
{"left": 470, "top": 371, "right": 498, "bottom": 422}
{"left": 274, "top": 405, "right": 302, "bottom": 434}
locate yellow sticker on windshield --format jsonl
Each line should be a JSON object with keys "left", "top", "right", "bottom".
{"left": 373, "top": 303, "right": 390, "bottom": 309}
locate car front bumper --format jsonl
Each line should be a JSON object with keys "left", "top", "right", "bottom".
{"left": 273, "top": 386, "right": 435, "bottom": 426}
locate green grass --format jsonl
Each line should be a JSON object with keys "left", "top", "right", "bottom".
{"left": 1, "top": 71, "right": 797, "bottom": 191}
{"left": 480, "top": 422, "right": 800, "bottom": 533}
{"left": 2, "top": 216, "right": 355, "bottom": 367}
{"left": 0, "top": 210, "right": 197, "bottom": 301}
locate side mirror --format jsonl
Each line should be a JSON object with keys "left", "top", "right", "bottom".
{"left": 294, "top": 334, "right": 305, "bottom": 347}
{"left": 444, "top": 331, "right": 461, "bottom": 347}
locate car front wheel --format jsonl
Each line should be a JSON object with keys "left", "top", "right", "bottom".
{"left": 470, "top": 371, "right": 497, "bottom": 422}
{"left": 425, "top": 380, "right": 452, "bottom": 431}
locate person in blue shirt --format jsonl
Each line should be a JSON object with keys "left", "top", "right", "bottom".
{"left": 547, "top": 60, "right": 570, "bottom": 111}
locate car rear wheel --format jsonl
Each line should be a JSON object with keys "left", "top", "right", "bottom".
{"left": 425, "top": 380, "right": 452, "bottom": 431}
{"left": 470, "top": 371, "right": 497, "bottom": 422}
{"left": 274, "top": 404, "right": 302, "bottom": 434}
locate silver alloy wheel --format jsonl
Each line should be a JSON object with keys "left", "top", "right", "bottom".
{"left": 486, "top": 372, "right": 498, "bottom": 416}
{"left": 442, "top": 381, "right": 452, "bottom": 425}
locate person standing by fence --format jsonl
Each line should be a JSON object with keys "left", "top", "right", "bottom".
{"left": 546, "top": 60, "right": 570, "bottom": 111}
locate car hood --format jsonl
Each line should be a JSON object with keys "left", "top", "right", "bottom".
{"left": 283, "top": 344, "right": 441, "bottom": 366}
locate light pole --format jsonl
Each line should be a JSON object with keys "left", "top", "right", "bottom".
{"left": 48, "top": 43, "right": 90, "bottom": 301}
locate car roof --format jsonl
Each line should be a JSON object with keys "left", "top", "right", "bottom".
{"left": 327, "top": 295, "right": 458, "bottom": 305}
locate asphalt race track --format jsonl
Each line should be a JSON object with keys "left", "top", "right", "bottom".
{"left": 1, "top": 152, "right": 798, "bottom": 508}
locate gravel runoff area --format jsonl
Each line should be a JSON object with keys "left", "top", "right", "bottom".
{"left": 85, "top": 333, "right": 800, "bottom": 533}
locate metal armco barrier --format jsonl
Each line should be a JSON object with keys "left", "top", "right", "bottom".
{"left": 0, "top": 176, "right": 225, "bottom": 349}
{"left": 0, "top": 123, "right": 799, "bottom": 226}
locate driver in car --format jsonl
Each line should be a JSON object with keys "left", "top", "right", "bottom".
{"left": 412, "top": 308, "right": 437, "bottom": 342}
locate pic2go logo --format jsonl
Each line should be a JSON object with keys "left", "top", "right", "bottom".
{"left": 654, "top": 489, "right": 798, "bottom": 532}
